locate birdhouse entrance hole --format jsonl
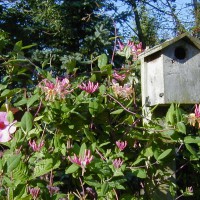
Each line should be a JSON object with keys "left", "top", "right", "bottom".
{"left": 174, "top": 46, "right": 186, "bottom": 60}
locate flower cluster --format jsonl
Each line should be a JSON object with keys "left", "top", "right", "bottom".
{"left": 79, "top": 81, "right": 99, "bottom": 94}
{"left": 188, "top": 104, "right": 200, "bottom": 128}
{"left": 38, "top": 77, "right": 73, "bottom": 101}
{"left": 112, "top": 141, "right": 127, "bottom": 169}
{"left": 29, "top": 140, "right": 45, "bottom": 152}
{"left": 118, "top": 40, "right": 144, "bottom": 60}
{"left": 112, "top": 83, "right": 134, "bottom": 100}
{"left": 116, "top": 140, "right": 127, "bottom": 151}
{"left": 47, "top": 185, "right": 60, "bottom": 197}
{"left": 113, "top": 158, "right": 123, "bottom": 169}
{"left": 28, "top": 187, "right": 40, "bottom": 199}
{"left": 0, "top": 112, "right": 17, "bottom": 143}
{"left": 68, "top": 149, "right": 93, "bottom": 175}
{"left": 113, "top": 71, "right": 126, "bottom": 82}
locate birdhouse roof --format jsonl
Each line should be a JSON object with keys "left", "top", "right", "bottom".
{"left": 139, "top": 33, "right": 200, "bottom": 59}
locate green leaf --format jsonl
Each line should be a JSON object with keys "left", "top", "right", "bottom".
{"left": 84, "top": 129, "right": 96, "bottom": 142}
{"left": 175, "top": 107, "right": 182, "bottom": 122}
{"left": 110, "top": 109, "right": 124, "bottom": 115}
{"left": 7, "top": 111, "right": 14, "bottom": 123}
{"left": 132, "top": 157, "right": 145, "bottom": 165}
{"left": 70, "top": 110, "right": 87, "bottom": 120}
{"left": 98, "top": 54, "right": 107, "bottom": 68}
{"left": 13, "top": 184, "right": 26, "bottom": 200}
{"left": 100, "top": 64, "right": 112, "bottom": 75}
{"left": 32, "top": 158, "right": 53, "bottom": 178}
{"left": 79, "top": 143, "right": 87, "bottom": 157}
{"left": 89, "top": 100, "right": 99, "bottom": 116}
{"left": 162, "top": 130, "right": 175, "bottom": 137}
{"left": 1, "top": 88, "right": 21, "bottom": 98}
{"left": 166, "top": 104, "right": 175, "bottom": 125}
{"left": 3, "top": 176, "right": 12, "bottom": 187}
{"left": 99, "top": 142, "right": 110, "bottom": 147}
{"left": 100, "top": 182, "right": 109, "bottom": 196}
{"left": 8, "top": 187, "right": 14, "bottom": 200}
{"left": 61, "top": 143, "right": 67, "bottom": 156}
{"left": 0, "top": 84, "right": 7, "bottom": 91}
{"left": 184, "top": 136, "right": 200, "bottom": 144}
{"left": 99, "top": 85, "right": 106, "bottom": 95}
{"left": 185, "top": 144, "right": 199, "bottom": 159}
{"left": 14, "top": 98, "right": 27, "bottom": 107}
{"left": 66, "top": 59, "right": 77, "bottom": 74}
{"left": 132, "top": 168, "right": 147, "bottom": 178}
{"left": 34, "top": 115, "right": 43, "bottom": 122}
{"left": 21, "top": 111, "right": 33, "bottom": 133}
{"left": 7, "top": 154, "right": 22, "bottom": 173}
{"left": 113, "top": 170, "right": 124, "bottom": 177}
{"left": 65, "top": 164, "right": 79, "bottom": 174}
{"left": 157, "top": 149, "right": 172, "bottom": 161}
{"left": 27, "top": 93, "right": 39, "bottom": 108}
{"left": 90, "top": 74, "right": 96, "bottom": 82}
{"left": 13, "top": 41, "right": 22, "bottom": 52}
{"left": 143, "top": 147, "right": 153, "bottom": 157}
{"left": 85, "top": 177, "right": 102, "bottom": 188}
{"left": 177, "top": 122, "right": 186, "bottom": 134}
{"left": 12, "top": 161, "right": 28, "bottom": 184}
{"left": 21, "top": 43, "right": 36, "bottom": 50}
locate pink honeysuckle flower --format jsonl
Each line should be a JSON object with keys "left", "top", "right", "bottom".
{"left": 187, "top": 186, "right": 193, "bottom": 193}
{"left": 113, "top": 158, "right": 123, "bottom": 169}
{"left": 188, "top": 113, "right": 196, "bottom": 126}
{"left": 68, "top": 149, "right": 93, "bottom": 175}
{"left": 113, "top": 71, "right": 126, "bottom": 82}
{"left": 68, "top": 149, "right": 93, "bottom": 168}
{"left": 188, "top": 104, "right": 200, "bottom": 128}
{"left": 79, "top": 81, "right": 99, "bottom": 94}
{"left": 29, "top": 140, "right": 44, "bottom": 152}
{"left": 116, "top": 140, "right": 127, "bottom": 151}
{"left": 112, "top": 83, "right": 134, "bottom": 99}
{"left": 38, "top": 77, "right": 73, "bottom": 101}
{"left": 0, "top": 112, "right": 17, "bottom": 143}
{"left": 117, "top": 40, "right": 125, "bottom": 51}
{"left": 47, "top": 185, "right": 60, "bottom": 197}
{"left": 194, "top": 104, "right": 200, "bottom": 118}
{"left": 55, "top": 77, "right": 73, "bottom": 99}
{"left": 118, "top": 40, "right": 144, "bottom": 60}
{"left": 28, "top": 187, "right": 40, "bottom": 199}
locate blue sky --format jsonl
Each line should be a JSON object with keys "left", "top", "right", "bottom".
{"left": 104, "top": 0, "right": 195, "bottom": 40}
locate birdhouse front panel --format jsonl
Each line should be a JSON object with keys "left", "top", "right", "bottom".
{"left": 142, "top": 51, "right": 165, "bottom": 106}
{"left": 163, "top": 40, "right": 200, "bottom": 104}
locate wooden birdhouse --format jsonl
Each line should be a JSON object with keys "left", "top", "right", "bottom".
{"left": 139, "top": 33, "right": 200, "bottom": 107}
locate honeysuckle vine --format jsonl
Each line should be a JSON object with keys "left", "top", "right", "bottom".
{"left": 0, "top": 37, "right": 198, "bottom": 200}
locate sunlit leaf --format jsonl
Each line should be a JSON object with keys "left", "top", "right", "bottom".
{"left": 7, "top": 154, "right": 22, "bottom": 173}
{"left": 110, "top": 109, "right": 124, "bottom": 115}
{"left": 132, "top": 168, "right": 146, "bottom": 178}
{"left": 98, "top": 54, "right": 107, "bottom": 68}
{"left": 177, "top": 122, "right": 186, "bottom": 134}
{"left": 21, "top": 111, "right": 33, "bottom": 133}
{"left": 65, "top": 164, "right": 79, "bottom": 174}
{"left": 157, "top": 149, "right": 172, "bottom": 161}
{"left": 184, "top": 136, "right": 200, "bottom": 144}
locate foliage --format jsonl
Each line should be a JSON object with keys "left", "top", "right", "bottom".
{"left": 0, "top": 31, "right": 199, "bottom": 200}
{"left": 0, "top": 1, "right": 200, "bottom": 198}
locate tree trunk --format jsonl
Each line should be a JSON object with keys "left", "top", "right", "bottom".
{"left": 129, "top": 0, "right": 146, "bottom": 48}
